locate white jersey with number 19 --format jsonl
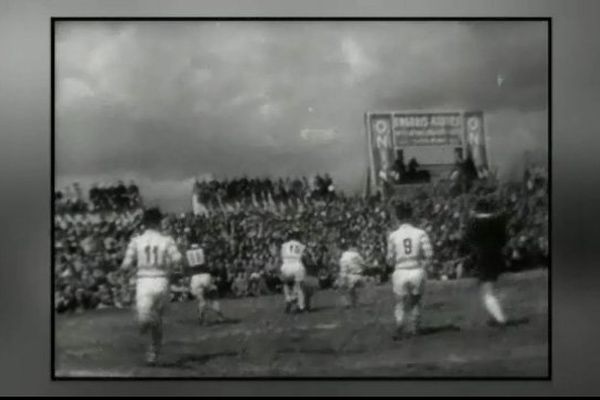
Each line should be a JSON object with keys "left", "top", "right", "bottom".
{"left": 281, "top": 240, "right": 305, "bottom": 264}
{"left": 280, "top": 240, "right": 306, "bottom": 284}
{"left": 186, "top": 247, "right": 205, "bottom": 267}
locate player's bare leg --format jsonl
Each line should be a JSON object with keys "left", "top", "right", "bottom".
{"left": 138, "top": 313, "right": 158, "bottom": 365}
{"left": 146, "top": 295, "right": 169, "bottom": 366}
{"left": 406, "top": 276, "right": 424, "bottom": 336}
{"left": 340, "top": 293, "right": 349, "bottom": 309}
{"left": 303, "top": 285, "right": 312, "bottom": 312}
{"left": 406, "top": 294, "right": 422, "bottom": 336}
{"left": 392, "top": 294, "right": 408, "bottom": 340}
{"left": 211, "top": 301, "right": 226, "bottom": 322}
{"left": 139, "top": 320, "right": 151, "bottom": 336}
{"left": 294, "top": 281, "right": 306, "bottom": 312}
{"left": 207, "top": 295, "right": 226, "bottom": 323}
{"left": 197, "top": 294, "right": 207, "bottom": 325}
{"left": 147, "top": 319, "right": 163, "bottom": 365}
{"left": 481, "top": 281, "right": 506, "bottom": 325}
{"left": 141, "top": 306, "right": 163, "bottom": 366}
{"left": 283, "top": 281, "right": 295, "bottom": 313}
{"left": 348, "top": 283, "right": 359, "bottom": 308}
{"left": 304, "top": 279, "right": 317, "bottom": 312}
{"left": 337, "top": 277, "right": 350, "bottom": 309}
{"left": 342, "top": 287, "right": 353, "bottom": 308}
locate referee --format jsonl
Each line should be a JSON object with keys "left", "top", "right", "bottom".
{"left": 464, "top": 195, "right": 509, "bottom": 326}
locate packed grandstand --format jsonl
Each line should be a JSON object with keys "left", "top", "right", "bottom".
{"left": 54, "top": 167, "right": 548, "bottom": 313}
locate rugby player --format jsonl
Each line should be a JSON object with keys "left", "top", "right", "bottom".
{"left": 185, "top": 242, "right": 226, "bottom": 325}
{"left": 463, "top": 196, "right": 509, "bottom": 326}
{"left": 386, "top": 201, "right": 433, "bottom": 340}
{"left": 338, "top": 240, "right": 369, "bottom": 308}
{"left": 121, "top": 207, "right": 182, "bottom": 365}
{"left": 280, "top": 229, "right": 310, "bottom": 314}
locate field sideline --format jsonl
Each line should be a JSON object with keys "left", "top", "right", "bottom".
{"left": 55, "top": 269, "right": 549, "bottom": 378}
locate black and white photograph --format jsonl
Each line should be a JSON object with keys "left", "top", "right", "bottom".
{"left": 52, "top": 18, "right": 549, "bottom": 378}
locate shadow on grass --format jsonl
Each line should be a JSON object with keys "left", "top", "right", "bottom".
{"left": 427, "top": 301, "right": 447, "bottom": 311}
{"left": 419, "top": 324, "right": 462, "bottom": 336}
{"left": 305, "top": 305, "right": 337, "bottom": 313}
{"left": 161, "top": 351, "right": 241, "bottom": 368}
{"left": 503, "top": 317, "right": 531, "bottom": 327}
{"left": 275, "top": 346, "right": 365, "bottom": 355}
{"left": 210, "top": 318, "right": 242, "bottom": 326}
{"left": 178, "top": 317, "right": 242, "bottom": 327}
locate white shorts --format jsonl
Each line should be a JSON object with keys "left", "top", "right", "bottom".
{"left": 281, "top": 262, "right": 306, "bottom": 284}
{"left": 392, "top": 268, "right": 426, "bottom": 298}
{"left": 136, "top": 277, "right": 170, "bottom": 324}
{"left": 190, "top": 273, "right": 216, "bottom": 299}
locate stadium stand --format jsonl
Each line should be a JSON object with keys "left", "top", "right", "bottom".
{"left": 54, "top": 169, "right": 548, "bottom": 313}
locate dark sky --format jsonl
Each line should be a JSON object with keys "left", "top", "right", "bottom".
{"left": 55, "top": 20, "right": 548, "bottom": 211}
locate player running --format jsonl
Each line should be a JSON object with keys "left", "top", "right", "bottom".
{"left": 463, "top": 196, "right": 509, "bottom": 327}
{"left": 185, "top": 242, "right": 226, "bottom": 325}
{"left": 338, "top": 240, "right": 368, "bottom": 308}
{"left": 121, "top": 207, "right": 182, "bottom": 365}
{"left": 280, "top": 229, "right": 310, "bottom": 314}
{"left": 386, "top": 201, "right": 433, "bottom": 341}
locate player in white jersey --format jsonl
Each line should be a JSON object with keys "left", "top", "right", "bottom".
{"left": 121, "top": 208, "right": 182, "bottom": 365}
{"left": 185, "top": 243, "right": 225, "bottom": 325}
{"left": 386, "top": 201, "right": 433, "bottom": 340}
{"left": 280, "top": 230, "right": 308, "bottom": 313}
{"left": 338, "top": 241, "right": 368, "bottom": 308}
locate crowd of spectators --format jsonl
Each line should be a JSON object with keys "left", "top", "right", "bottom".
{"left": 54, "top": 167, "right": 548, "bottom": 313}
{"left": 193, "top": 174, "right": 336, "bottom": 211}
{"left": 55, "top": 181, "right": 141, "bottom": 214}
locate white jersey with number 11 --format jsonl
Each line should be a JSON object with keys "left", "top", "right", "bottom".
{"left": 122, "top": 229, "right": 182, "bottom": 278}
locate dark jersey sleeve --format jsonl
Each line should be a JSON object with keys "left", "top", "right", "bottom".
{"left": 464, "top": 213, "right": 508, "bottom": 254}
{"left": 303, "top": 251, "right": 320, "bottom": 276}
{"left": 464, "top": 213, "right": 508, "bottom": 282}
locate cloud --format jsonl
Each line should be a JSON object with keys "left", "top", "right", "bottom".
{"left": 341, "top": 37, "right": 377, "bottom": 85}
{"left": 55, "top": 21, "right": 548, "bottom": 211}
{"left": 300, "top": 128, "right": 339, "bottom": 143}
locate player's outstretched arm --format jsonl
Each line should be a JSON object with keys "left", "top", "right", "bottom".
{"left": 385, "top": 233, "right": 395, "bottom": 269}
{"left": 121, "top": 237, "right": 137, "bottom": 270}
{"left": 420, "top": 232, "right": 434, "bottom": 260}
{"left": 419, "top": 232, "right": 434, "bottom": 271}
{"left": 166, "top": 237, "right": 183, "bottom": 264}
{"left": 356, "top": 254, "right": 372, "bottom": 275}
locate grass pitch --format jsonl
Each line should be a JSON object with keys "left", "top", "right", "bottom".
{"left": 55, "top": 269, "right": 549, "bottom": 378}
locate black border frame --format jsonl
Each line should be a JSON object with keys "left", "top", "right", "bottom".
{"left": 50, "top": 16, "right": 552, "bottom": 381}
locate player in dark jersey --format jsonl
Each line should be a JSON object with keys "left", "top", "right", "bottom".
{"left": 463, "top": 195, "right": 508, "bottom": 326}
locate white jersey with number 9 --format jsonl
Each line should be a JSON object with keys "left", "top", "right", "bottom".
{"left": 387, "top": 223, "right": 433, "bottom": 270}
